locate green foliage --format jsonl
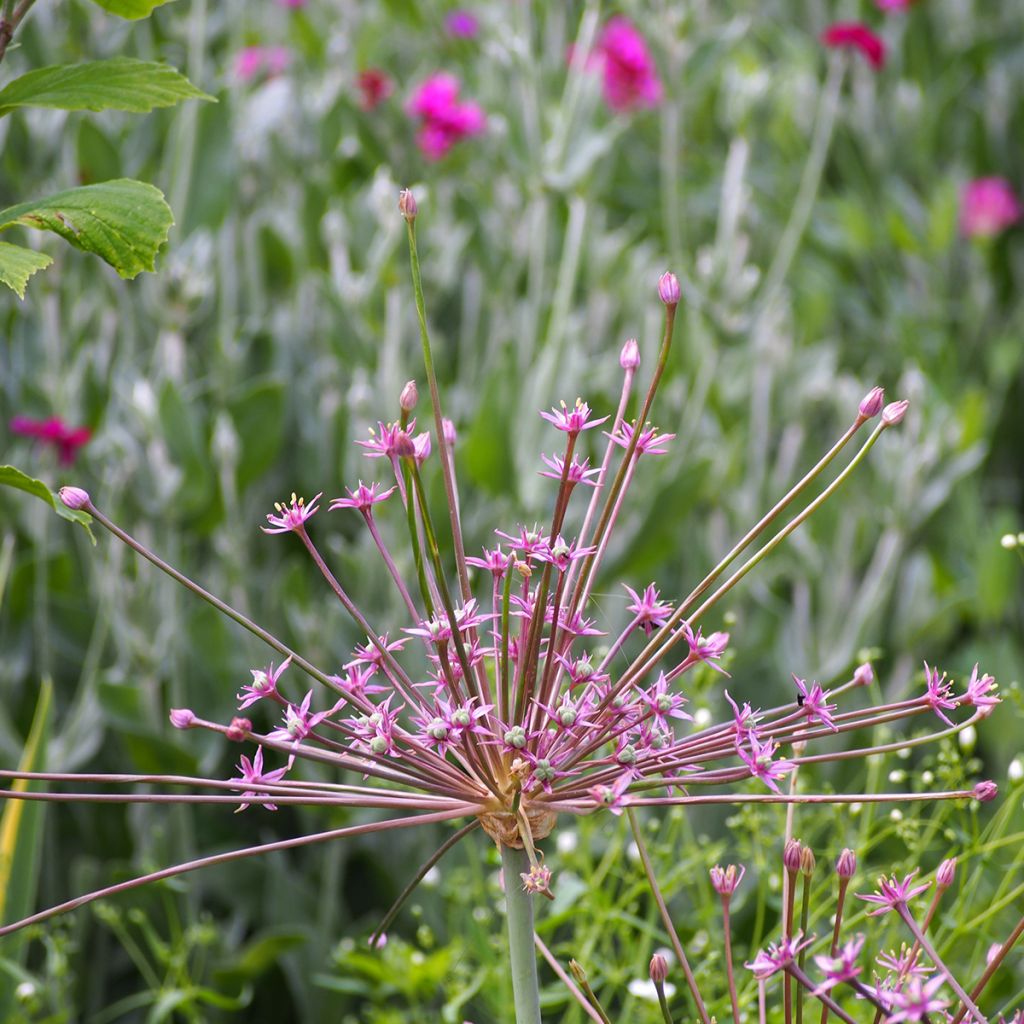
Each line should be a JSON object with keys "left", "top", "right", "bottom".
{"left": 0, "top": 242, "right": 51, "bottom": 299}
{"left": 0, "top": 466, "right": 94, "bottom": 541}
{"left": 86, "top": 0, "right": 173, "bottom": 18}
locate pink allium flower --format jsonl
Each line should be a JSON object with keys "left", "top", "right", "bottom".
{"left": 606, "top": 421, "right": 675, "bottom": 457}
{"left": 793, "top": 676, "right": 838, "bottom": 731}
{"left": 445, "top": 10, "right": 479, "bottom": 38}
{"left": 887, "top": 976, "right": 949, "bottom": 1023}
{"left": 237, "top": 655, "right": 293, "bottom": 710}
{"left": 821, "top": 23, "right": 886, "bottom": 69}
{"left": 923, "top": 661, "right": 957, "bottom": 726}
{"left": 234, "top": 46, "right": 290, "bottom": 82}
{"left": 960, "top": 664, "right": 999, "bottom": 710}
{"left": 329, "top": 481, "right": 397, "bottom": 513}
{"left": 877, "top": 944, "right": 934, "bottom": 982}
{"left": 11, "top": 415, "right": 91, "bottom": 465}
{"left": 591, "top": 16, "right": 662, "bottom": 113}
{"left": 814, "top": 934, "right": 865, "bottom": 992}
{"left": 58, "top": 485, "right": 91, "bottom": 510}
{"left": 407, "top": 72, "right": 486, "bottom": 160}
{"left": 623, "top": 583, "right": 673, "bottom": 635}
{"left": 709, "top": 863, "right": 745, "bottom": 897}
{"left": 540, "top": 399, "right": 608, "bottom": 435}
{"left": 745, "top": 933, "right": 813, "bottom": 979}
{"left": 262, "top": 492, "right": 321, "bottom": 534}
{"left": 738, "top": 735, "right": 796, "bottom": 793}
{"left": 539, "top": 453, "right": 600, "bottom": 487}
{"left": 960, "top": 178, "right": 1022, "bottom": 238}
{"left": 357, "top": 68, "right": 394, "bottom": 111}
{"left": 233, "top": 746, "right": 289, "bottom": 811}
{"left": 857, "top": 870, "right": 931, "bottom": 916}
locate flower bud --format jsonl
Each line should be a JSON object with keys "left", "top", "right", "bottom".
{"left": 442, "top": 417, "right": 457, "bottom": 445}
{"left": 783, "top": 838, "right": 802, "bottom": 874}
{"left": 710, "top": 863, "right": 746, "bottom": 896}
{"left": 520, "top": 863, "right": 553, "bottom": 894}
{"left": 936, "top": 857, "right": 956, "bottom": 891}
{"left": 226, "top": 716, "right": 252, "bottom": 742}
{"left": 393, "top": 430, "right": 417, "bottom": 459}
{"left": 799, "top": 845, "right": 817, "bottom": 877}
{"left": 853, "top": 662, "right": 874, "bottom": 687}
{"left": 881, "top": 400, "right": 910, "bottom": 426}
{"left": 169, "top": 708, "right": 196, "bottom": 729}
{"left": 973, "top": 780, "right": 998, "bottom": 802}
{"left": 399, "top": 379, "right": 418, "bottom": 412}
{"left": 368, "top": 932, "right": 388, "bottom": 949}
{"left": 649, "top": 953, "right": 669, "bottom": 984}
{"left": 569, "top": 959, "right": 588, "bottom": 985}
{"left": 620, "top": 338, "right": 641, "bottom": 370}
{"left": 836, "top": 848, "right": 857, "bottom": 879}
{"left": 858, "top": 386, "right": 885, "bottom": 420}
{"left": 398, "top": 188, "right": 417, "bottom": 222}
{"left": 657, "top": 271, "right": 680, "bottom": 306}
{"left": 58, "top": 485, "right": 91, "bottom": 510}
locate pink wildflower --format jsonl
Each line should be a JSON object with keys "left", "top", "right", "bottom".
{"left": 445, "top": 10, "right": 479, "bottom": 38}
{"left": 857, "top": 870, "right": 931, "bottom": 916}
{"left": 357, "top": 69, "right": 394, "bottom": 111}
{"left": 520, "top": 863, "right": 552, "bottom": 894}
{"left": 814, "top": 934, "right": 865, "bottom": 992}
{"left": 233, "top": 746, "right": 289, "bottom": 811}
{"left": 623, "top": 583, "right": 673, "bottom": 635}
{"left": 329, "top": 481, "right": 397, "bottom": 513}
{"left": 960, "top": 178, "right": 1022, "bottom": 237}
{"left": 10, "top": 415, "right": 91, "bottom": 466}
{"left": 267, "top": 690, "right": 334, "bottom": 746}
{"left": 539, "top": 452, "right": 601, "bottom": 487}
{"left": 407, "top": 72, "right": 486, "bottom": 160}
{"left": 234, "top": 46, "right": 290, "bottom": 82}
{"left": 793, "top": 676, "right": 838, "bottom": 731}
{"left": 592, "top": 16, "right": 662, "bottom": 113}
{"left": 746, "top": 933, "right": 813, "bottom": 979}
{"left": 887, "top": 976, "right": 949, "bottom": 1023}
{"left": 960, "top": 664, "right": 999, "bottom": 710}
{"left": 589, "top": 773, "right": 631, "bottom": 815}
{"left": 738, "top": 735, "right": 795, "bottom": 793}
{"left": 923, "top": 662, "right": 957, "bottom": 726}
{"left": 710, "top": 863, "right": 745, "bottom": 897}
{"left": 876, "top": 0, "right": 914, "bottom": 10}
{"left": 606, "top": 421, "right": 675, "bottom": 456}
{"left": 821, "top": 23, "right": 886, "bottom": 69}
{"left": 540, "top": 399, "right": 608, "bottom": 435}
{"left": 263, "top": 493, "right": 321, "bottom": 534}
{"left": 237, "top": 655, "right": 293, "bottom": 710}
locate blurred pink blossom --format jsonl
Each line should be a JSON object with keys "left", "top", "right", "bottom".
{"left": 445, "top": 10, "right": 479, "bottom": 38}
{"left": 407, "top": 72, "right": 486, "bottom": 160}
{"left": 960, "top": 177, "right": 1022, "bottom": 237}
{"left": 234, "top": 45, "right": 290, "bottom": 82}
{"left": 10, "top": 416, "right": 91, "bottom": 465}
{"left": 357, "top": 68, "right": 394, "bottom": 111}
{"left": 821, "top": 22, "right": 886, "bottom": 69}
{"left": 591, "top": 16, "right": 662, "bottom": 112}
{"left": 876, "top": 0, "right": 914, "bottom": 9}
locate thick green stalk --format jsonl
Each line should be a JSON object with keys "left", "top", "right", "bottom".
{"left": 502, "top": 844, "right": 543, "bottom": 1024}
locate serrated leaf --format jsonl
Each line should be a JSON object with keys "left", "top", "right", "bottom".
{"left": 0, "top": 465, "right": 95, "bottom": 542}
{"left": 0, "top": 58, "right": 213, "bottom": 118}
{"left": 87, "top": 0, "right": 173, "bottom": 17}
{"left": 0, "top": 241, "right": 52, "bottom": 298}
{"left": 0, "top": 179, "right": 173, "bottom": 279}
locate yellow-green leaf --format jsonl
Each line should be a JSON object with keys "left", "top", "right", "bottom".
{"left": 0, "top": 179, "right": 173, "bottom": 280}
{"left": 87, "top": 0, "right": 173, "bottom": 18}
{"left": 0, "top": 58, "right": 213, "bottom": 118}
{"left": 0, "top": 465, "right": 95, "bottom": 542}
{"left": 0, "top": 241, "right": 52, "bottom": 298}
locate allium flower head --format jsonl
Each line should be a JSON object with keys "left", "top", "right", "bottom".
{"left": 263, "top": 493, "right": 321, "bottom": 534}
{"left": 960, "top": 178, "right": 1022, "bottom": 238}
{"left": 540, "top": 398, "right": 608, "bottom": 435}
{"left": 709, "top": 863, "right": 745, "bottom": 897}
{"left": 238, "top": 655, "right": 293, "bottom": 710}
{"left": 746, "top": 933, "right": 813, "bottom": 979}
{"left": 923, "top": 661, "right": 958, "bottom": 726}
{"left": 857, "top": 870, "right": 931, "bottom": 916}
{"left": 961, "top": 664, "right": 999, "bottom": 711}
{"left": 234, "top": 746, "right": 289, "bottom": 811}
{"left": 606, "top": 420, "right": 675, "bottom": 456}
{"left": 821, "top": 23, "right": 886, "bottom": 69}
{"left": 329, "top": 481, "right": 397, "bottom": 513}
{"left": 793, "top": 676, "right": 838, "bottom": 731}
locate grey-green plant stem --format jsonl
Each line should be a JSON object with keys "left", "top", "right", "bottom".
{"left": 502, "top": 844, "right": 543, "bottom": 1024}
{"left": 627, "top": 808, "right": 711, "bottom": 1024}
{"left": 655, "top": 980, "right": 675, "bottom": 1024}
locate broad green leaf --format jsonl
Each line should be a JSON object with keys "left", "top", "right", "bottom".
{"left": 0, "top": 179, "right": 173, "bottom": 280}
{"left": 87, "top": 0, "right": 173, "bottom": 17}
{"left": 0, "top": 241, "right": 52, "bottom": 298}
{"left": 0, "top": 680, "right": 53, "bottom": 1014}
{"left": 0, "top": 465, "right": 95, "bottom": 542}
{"left": 0, "top": 59, "right": 212, "bottom": 118}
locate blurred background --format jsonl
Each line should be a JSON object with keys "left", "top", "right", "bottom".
{"left": 0, "top": 1, "right": 1022, "bottom": 1020}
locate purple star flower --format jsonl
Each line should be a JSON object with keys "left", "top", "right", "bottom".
{"left": 624, "top": 583, "right": 673, "bottom": 635}
{"left": 237, "top": 655, "right": 292, "bottom": 710}
{"left": 887, "top": 976, "right": 949, "bottom": 1023}
{"left": 539, "top": 399, "right": 608, "bottom": 435}
{"left": 923, "top": 661, "right": 958, "bottom": 726}
{"left": 857, "top": 870, "right": 931, "bottom": 917}
{"left": 638, "top": 673, "right": 692, "bottom": 728}
{"left": 813, "top": 934, "right": 865, "bottom": 992}
{"left": 793, "top": 676, "right": 838, "bottom": 731}
{"left": 540, "top": 452, "right": 601, "bottom": 487}
{"left": 467, "top": 545, "right": 510, "bottom": 576}
{"left": 233, "top": 746, "right": 289, "bottom": 812}
{"left": 262, "top": 492, "right": 321, "bottom": 534}
{"left": 745, "top": 933, "right": 813, "bottom": 979}
{"left": 588, "top": 773, "right": 631, "bottom": 815}
{"left": 329, "top": 481, "right": 397, "bottom": 512}
{"left": 961, "top": 664, "right": 999, "bottom": 711}
{"left": 606, "top": 420, "right": 676, "bottom": 456}
{"left": 724, "top": 690, "right": 763, "bottom": 743}
{"left": 737, "top": 735, "right": 796, "bottom": 793}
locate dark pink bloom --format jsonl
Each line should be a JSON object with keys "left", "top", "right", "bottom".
{"left": 357, "top": 68, "right": 394, "bottom": 111}
{"left": 821, "top": 23, "right": 886, "bottom": 69}
{"left": 233, "top": 746, "right": 289, "bottom": 811}
{"left": 623, "top": 583, "right": 673, "bottom": 635}
{"left": 794, "top": 676, "right": 838, "bottom": 731}
{"left": 445, "top": 10, "right": 479, "bottom": 38}
{"left": 591, "top": 16, "right": 662, "bottom": 113}
{"left": 738, "top": 735, "right": 795, "bottom": 793}
{"left": 329, "top": 481, "right": 397, "bottom": 513}
{"left": 814, "top": 934, "right": 865, "bottom": 992}
{"left": 960, "top": 178, "right": 1022, "bottom": 237}
{"left": 237, "top": 656, "right": 292, "bottom": 711}
{"left": 746, "top": 933, "right": 813, "bottom": 979}
{"left": 961, "top": 664, "right": 999, "bottom": 710}
{"left": 262, "top": 492, "right": 321, "bottom": 534}
{"left": 876, "top": 0, "right": 914, "bottom": 9}
{"left": 887, "top": 976, "right": 949, "bottom": 1023}
{"left": 922, "top": 662, "right": 957, "bottom": 726}
{"left": 857, "top": 870, "right": 931, "bottom": 916}
{"left": 11, "top": 416, "right": 91, "bottom": 465}
{"left": 407, "top": 72, "right": 486, "bottom": 160}
{"left": 710, "top": 864, "right": 745, "bottom": 897}
{"left": 540, "top": 399, "right": 608, "bottom": 435}
{"left": 606, "top": 421, "right": 675, "bottom": 456}
{"left": 234, "top": 46, "right": 290, "bottom": 82}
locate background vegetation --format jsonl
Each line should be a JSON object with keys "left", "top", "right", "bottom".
{"left": 0, "top": 0, "right": 1021, "bottom": 1020}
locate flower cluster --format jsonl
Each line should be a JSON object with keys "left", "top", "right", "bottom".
{"left": 10, "top": 415, "right": 90, "bottom": 466}
{"left": 406, "top": 72, "right": 486, "bottom": 160}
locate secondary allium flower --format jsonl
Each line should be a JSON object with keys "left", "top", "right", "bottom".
{"left": 876, "top": 0, "right": 915, "bottom": 10}
{"left": 590, "top": 16, "right": 662, "bottom": 112}
{"left": 857, "top": 870, "right": 931, "bottom": 916}
{"left": 821, "top": 23, "right": 886, "bottom": 69}
{"left": 445, "top": 9, "right": 479, "bottom": 38}
{"left": 234, "top": 45, "right": 290, "bottom": 82}
{"left": 540, "top": 398, "right": 608, "bottom": 435}
{"left": 263, "top": 492, "right": 321, "bottom": 534}
{"left": 357, "top": 68, "right": 394, "bottom": 111}
{"left": 234, "top": 747, "right": 289, "bottom": 811}
{"left": 407, "top": 72, "right": 485, "bottom": 160}
{"left": 238, "top": 656, "right": 292, "bottom": 710}
{"left": 746, "top": 933, "right": 813, "bottom": 979}
{"left": 10, "top": 415, "right": 91, "bottom": 465}
{"left": 961, "top": 664, "right": 999, "bottom": 710}
{"left": 793, "top": 676, "right": 838, "bottom": 731}
{"left": 814, "top": 934, "right": 865, "bottom": 991}
{"left": 887, "top": 976, "right": 949, "bottom": 1023}
{"left": 923, "top": 661, "right": 957, "bottom": 726}
{"left": 329, "top": 481, "right": 397, "bottom": 513}
{"left": 960, "top": 178, "right": 1022, "bottom": 237}
{"left": 709, "top": 863, "right": 745, "bottom": 896}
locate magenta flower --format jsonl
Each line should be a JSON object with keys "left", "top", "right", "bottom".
{"left": 960, "top": 664, "right": 999, "bottom": 710}
{"left": 887, "top": 976, "right": 949, "bottom": 1023}
{"left": 737, "top": 735, "right": 795, "bottom": 793}
{"left": 407, "top": 72, "right": 486, "bottom": 160}
{"left": 267, "top": 690, "right": 335, "bottom": 746}
{"left": 10, "top": 415, "right": 91, "bottom": 466}
{"left": 466, "top": 545, "right": 509, "bottom": 576}
{"left": 445, "top": 9, "right": 479, "bottom": 38}
{"left": 960, "top": 178, "right": 1022, "bottom": 238}
{"left": 793, "top": 676, "right": 838, "bottom": 731}
{"left": 857, "top": 870, "right": 931, "bottom": 916}
{"left": 923, "top": 662, "right": 958, "bottom": 726}
{"left": 592, "top": 16, "right": 662, "bottom": 113}
{"left": 876, "top": 944, "right": 934, "bottom": 982}
{"left": 638, "top": 673, "right": 692, "bottom": 728}
{"left": 745, "top": 933, "right": 813, "bottom": 979}
{"left": 821, "top": 23, "right": 886, "bottom": 69}
{"left": 234, "top": 46, "right": 290, "bottom": 82}
{"left": 724, "top": 690, "right": 762, "bottom": 743}
{"left": 709, "top": 863, "right": 745, "bottom": 897}
{"left": 606, "top": 420, "right": 675, "bottom": 456}
{"left": 233, "top": 746, "right": 289, "bottom": 811}
{"left": 357, "top": 68, "right": 394, "bottom": 111}
{"left": 540, "top": 452, "right": 601, "bottom": 487}
{"left": 237, "top": 655, "right": 293, "bottom": 710}
{"left": 262, "top": 493, "right": 321, "bottom": 534}
{"left": 813, "top": 934, "right": 865, "bottom": 992}
{"left": 329, "top": 481, "right": 397, "bottom": 513}
{"left": 588, "top": 774, "right": 631, "bottom": 815}
{"left": 540, "top": 399, "right": 608, "bottom": 435}
{"left": 624, "top": 583, "right": 673, "bottom": 635}
{"left": 876, "top": 0, "right": 914, "bottom": 9}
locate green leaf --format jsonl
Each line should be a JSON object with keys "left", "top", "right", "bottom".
{"left": 0, "top": 179, "right": 173, "bottom": 280}
{"left": 0, "top": 59, "right": 212, "bottom": 118}
{"left": 0, "top": 465, "right": 95, "bottom": 542}
{"left": 87, "top": 0, "right": 173, "bottom": 18}
{"left": 0, "top": 241, "right": 52, "bottom": 298}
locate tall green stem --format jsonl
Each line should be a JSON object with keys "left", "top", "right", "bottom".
{"left": 502, "top": 844, "right": 543, "bottom": 1024}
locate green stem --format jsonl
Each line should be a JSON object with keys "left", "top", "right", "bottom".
{"left": 502, "top": 845, "right": 543, "bottom": 1024}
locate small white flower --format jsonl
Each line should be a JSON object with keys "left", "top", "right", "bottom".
{"left": 628, "top": 978, "right": 676, "bottom": 1001}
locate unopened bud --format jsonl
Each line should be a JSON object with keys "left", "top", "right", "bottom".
{"left": 858, "top": 386, "right": 885, "bottom": 420}
{"left": 393, "top": 430, "right": 417, "bottom": 459}
{"left": 836, "top": 848, "right": 857, "bottom": 879}
{"left": 657, "top": 271, "right": 680, "bottom": 306}
{"left": 853, "top": 662, "right": 874, "bottom": 687}
{"left": 973, "top": 780, "right": 998, "bottom": 803}
{"left": 710, "top": 863, "right": 746, "bottom": 896}
{"left": 442, "top": 418, "right": 457, "bottom": 445}
{"left": 791, "top": 738, "right": 807, "bottom": 756}
{"left": 398, "top": 188, "right": 417, "bottom": 222}
{"left": 936, "top": 857, "right": 956, "bottom": 891}
{"left": 569, "top": 959, "right": 587, "bottom": 985}
{"left": 882, "top": 400, "right": 910, "bottom": 426}
{"left": 226, "top": 717, "right": 252, "bottom": 742}
{"left": 783, "top": 838, "right": 802, "bottom": 874}
{"left": 520, "top": 863, "right": 553, "bottom": 894}
{"left": 399, "top": 380, "right": 418, "bottom": 412}
{"left": 799, "top": 845, "right": 816, "bottom": 877}
{"left": 620, "top": 338, "right": 641, "bottom": 370}
{"left": 649, "top": 953, "right": 669, "bottom": 984}
{"left": 169, "top": 708, "right": 196, "bottom": 729}
{"left": 59, "top": 485, "right": 91, "bottom": 510}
